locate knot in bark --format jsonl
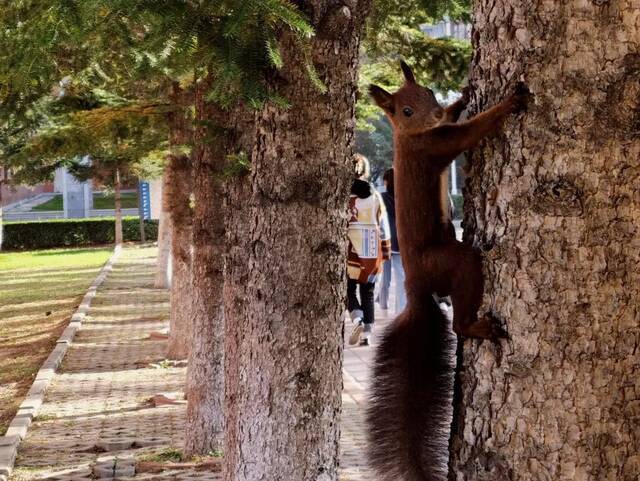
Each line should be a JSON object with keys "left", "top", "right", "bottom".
{"left": 532, "top": 177, "right": 584, "bottom": 217}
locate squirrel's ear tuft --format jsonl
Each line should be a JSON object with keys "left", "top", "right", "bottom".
{"left": 369, "top": 85, "right": 395, "bottom": 114}
{"left": 400, "top": 60, "right": 416, "bottom": 84}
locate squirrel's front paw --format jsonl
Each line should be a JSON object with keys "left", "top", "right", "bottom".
{"left": 507, "top": 82, "right": 530, "bottom": 113}
{"left": 484, "top": 313, "right": 510, "bottom": 342}
{"left": 455, "top": 314, "right": 509, "bottom": 341}
{"left": 460, "top": 85, "right": 472, "bottom": 104}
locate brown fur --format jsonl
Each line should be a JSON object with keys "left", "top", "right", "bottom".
{"left": 366, "top": 62, "right": 526, "bottom": 480}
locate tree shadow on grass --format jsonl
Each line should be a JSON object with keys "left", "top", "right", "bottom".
{"left": 30, "top": 247, "right": 112, "bottom": 258}
{"left": 0, "top": 267, "right": 103, "bottom": 280}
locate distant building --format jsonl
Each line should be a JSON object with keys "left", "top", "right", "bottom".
{"left": 421, "top": 18, "right": 471, "bottom": 41}
{"left": 0, "top": 167, "right": 54, "bottom": 207}
{"left": 54, "top": 166, "right": 93, "bottom": 218}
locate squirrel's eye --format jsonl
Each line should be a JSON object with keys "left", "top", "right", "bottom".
{"left": 403, "top": 107, "right": 414, "bottom": 117}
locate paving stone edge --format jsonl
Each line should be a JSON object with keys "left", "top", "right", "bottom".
{"left": 0, "top": 246, "right": 122, "bottom": 481}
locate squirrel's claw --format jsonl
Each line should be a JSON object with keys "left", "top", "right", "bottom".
{"left": 509, "top": 82, "right": 530, "bottom": 113}
{"left": 487, "top": 314, "right": 510, "bottom": 341}
{"left": 455, "top": 313, "right": 510, "bottom": 341}
{"left": 460, "top": 85, "right": 472, "bottom": 104}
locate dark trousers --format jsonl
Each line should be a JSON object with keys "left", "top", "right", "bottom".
{"left": 347, "top": 279, "right": 375, "bottom": 325}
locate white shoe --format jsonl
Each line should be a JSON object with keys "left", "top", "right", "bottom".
{"left": 349, "top": 309, "right": 364, "bottom": 324}
{"left": 349, "top": 322, "right": 364, "bottom": 345}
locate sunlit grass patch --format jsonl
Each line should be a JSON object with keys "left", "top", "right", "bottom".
{"left": 0, "top": 246, "right": 112, "bottom": 435}
{"left": 0, "top": 247, "right": 112, "bottom": 271}
{"left": 138, "top": 447, "right": 185, "bottom": 463}
{"left": 31, "top": 192, "right": 139, "bottom": 211}
{"left": 10, "top": 465, "right": 51, "bottom": 481}
{"left": 136, "top": 447, "right": 223, "bottom": 474}
{"left": 137, "top": 447, "right": 224, "bottom": 463}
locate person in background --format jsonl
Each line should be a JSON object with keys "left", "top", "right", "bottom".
{"left": 347, "top": 154, "right": 391, "bottom": 347}
{"left": 376, "top": 167, "right": 406, "bottom": 314}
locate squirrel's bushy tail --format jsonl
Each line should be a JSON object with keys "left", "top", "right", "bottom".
{"left": 366, "top": 296, "right": 456, "bottom": 481}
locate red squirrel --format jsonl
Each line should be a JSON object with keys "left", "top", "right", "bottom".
{"left": 365, "top": 61, "right": 526, "bottom": 481}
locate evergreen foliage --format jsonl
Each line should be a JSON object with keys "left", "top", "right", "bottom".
{"left": 9, "top": 86, "right": 167, "bottom": 187}
{"left": 0, "top": 1, "right": 83, "bottom": 119}
{"left": 0, "top": 1, "right": 323, "bottom": 193}
{"left": 355, "top": 116, "right": 394, "bottom": 182}
{"left": 61, "top": 0, "right": 316, "bottom": 108}
{"left": 1, "top": 1, "right": 473, "bottom": 182}
{"left": 223, "top": 152, "right": 251, "bottom": 178}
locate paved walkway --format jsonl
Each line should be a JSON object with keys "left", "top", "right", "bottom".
{"left": 3, "top": 193, "right": 56, "bottom": 213}
{"left": 10, "top": 246, "right": 395, "bottom": 481}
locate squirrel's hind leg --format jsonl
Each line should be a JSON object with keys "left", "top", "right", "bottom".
{"left": 423, "top": 243, "right": 507, "bottom": 341}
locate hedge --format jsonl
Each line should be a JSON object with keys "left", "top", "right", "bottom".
{"left": 3, "top": 217, "right": 158, "bottom": 251}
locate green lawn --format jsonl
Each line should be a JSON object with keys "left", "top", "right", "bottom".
{"left": 93, "top": 192, "right": 138, "bottom": 209}
{"left": 31, "top": 192, "right": 139, "bottom": 211}
{"left": 0, "top": 247, "right": 112, "bottom": 435}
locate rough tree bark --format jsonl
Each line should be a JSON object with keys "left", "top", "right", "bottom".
{"left": 114, "top": 167, "right": 123, "bottom": 246}
{"left": 223, "top": 2, "right": 371, "bottom": 479}
{"left": 165, "top": 153, "right": 193, "bottom": 360}
{"left": 184, "top": 78, "right": 229, "bottom": 456}
{"left": 449, "top": 2, "right": 640, "bottom": 481}
{"left": 165, "top": 85, "right": 195, "bottom": 360}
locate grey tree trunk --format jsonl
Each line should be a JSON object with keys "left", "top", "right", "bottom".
{"left": 449, "top": 2, "right": 640, "bottom": 481}
{"left": 154, "top": 201, "right": 172, "bottom": 289}
{"left": 166, "top": 154, "right": 193, "bottom": 360}
{"left": 114, "top": 168, "right": 123, "bottom": 246}
{"left": 223, "top": 3, "right": 370, "bottom": 479}
{"left": 184, "top": 80, "right": 228, "bottom": 456}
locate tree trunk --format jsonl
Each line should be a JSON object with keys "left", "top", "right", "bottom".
{"left": 114, "top": 168, "right": 123, "bottom": 246}
{"left": 223, "top": 4, "right": 370, "bottom": 479}
{"left": 163, "top": 82, "right": 194, "bottom": 358}
{"left": 184, "top": 79, "right": 228, "bottom": 456}
{"left": 449, "top": 2, "right": 640, "bottom": 481}
{"left": 166, "top": 154, "right": 193, "bottom": 360}
{"left": 154, "top": 199, "right": 172, "bottom": 289}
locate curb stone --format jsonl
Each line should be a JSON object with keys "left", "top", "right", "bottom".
{"left": 0, "top": 246, "right": 122, "bottom": 481}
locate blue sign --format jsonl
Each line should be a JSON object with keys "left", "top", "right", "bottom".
{"left": 139, "top": 181, "right": 151, "bottom": 220}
